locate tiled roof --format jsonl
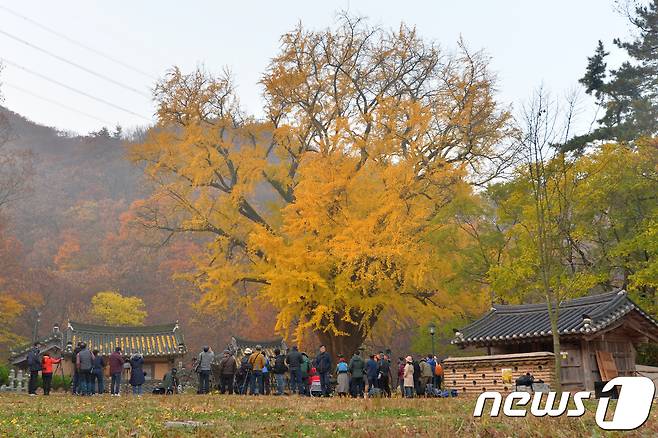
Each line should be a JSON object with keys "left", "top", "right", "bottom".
{"left": 229, "top": 336, "right": 287, "bottom": 360}
{"left": 9, "top": 332, "right": 65, "bottom": 364}
{"left": 453, "top": 290, "right": 658, "bottom": 346}
{"left": 231, "top": 336, "right": 285, "bottom": 350}
{"left": 63, "top": 321, "right": 186, "bottom": 357}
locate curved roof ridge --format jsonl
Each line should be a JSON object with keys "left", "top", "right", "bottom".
{"left": 68, "top": 321, "right": 178, "bottom": 333}
{"left": 233, "top": 336, "right": 284, "bottom": 346}
{"left": 492, "top": 290, "right": 624, "bottom": 314}
{"left": 588, "top": 291, "right": 629, "bottom": 320}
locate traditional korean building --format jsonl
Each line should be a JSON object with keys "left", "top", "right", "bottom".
{"left": 449, "top": 289, "right": 658, "bottom": 392}
{"left": 228, "top": 336, "right": 287, "bottom": 361}
{"left": 10, "top": 321, "right": 187, "bottom": 380}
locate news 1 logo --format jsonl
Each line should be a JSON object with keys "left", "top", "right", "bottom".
{"left": 473, "top": 376, "right": 655, "bottom": 431}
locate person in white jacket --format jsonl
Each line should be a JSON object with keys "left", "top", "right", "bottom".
{"left": 403, "top": 356, "right": 414, "bottom": 398}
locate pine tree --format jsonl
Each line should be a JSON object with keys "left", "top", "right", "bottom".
{"left": 579, "top": 40, "right": 608, "bottom": 98}
{"left": 566, "top": 0, "right": 658, "bottom": 150}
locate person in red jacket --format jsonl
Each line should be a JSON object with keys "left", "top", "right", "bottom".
{"left": 108, "top": 347, "right": 125, "bottom": 396}
{"left": 41, "top": 354, "right": 61, "bottom": 395}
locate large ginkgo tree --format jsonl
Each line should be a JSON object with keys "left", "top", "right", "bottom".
{"left": 131, "top": 15, "right": 514, "bottom": 354}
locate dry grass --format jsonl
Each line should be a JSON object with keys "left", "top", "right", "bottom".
{"left": 0, "top": 393, "right": 654, "bottom": 437}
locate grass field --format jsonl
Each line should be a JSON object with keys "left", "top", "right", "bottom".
{"left": 0, "top": 393, "right": 655, "bottom": 437}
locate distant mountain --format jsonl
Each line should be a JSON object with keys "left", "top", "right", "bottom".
{"left": 0, "top": 108, "right": 285, "bottom": 356}
{"left": 0, "top": 108, "right": 225, "bottom": 355}
{"left": 1, "top": 107, "right": 144, "bottom": 249}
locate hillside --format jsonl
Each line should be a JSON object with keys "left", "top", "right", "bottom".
{"left": 0, "top": 108, "right": 222, "bottom": 355}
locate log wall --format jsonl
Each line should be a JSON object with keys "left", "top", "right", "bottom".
{"left": 444, "top": 352, "right": 555, "bottom": 395}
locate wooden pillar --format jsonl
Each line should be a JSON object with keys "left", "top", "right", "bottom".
{"left": 581, "top": 339, "right": 594, "bottom": 392}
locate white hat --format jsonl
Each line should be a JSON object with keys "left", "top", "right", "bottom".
{"left": 244, "top": 348, "right": 253, "bottom": 355}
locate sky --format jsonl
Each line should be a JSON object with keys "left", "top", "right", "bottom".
{"left": 0, "top": 0, "right": 634, "bottom": 135}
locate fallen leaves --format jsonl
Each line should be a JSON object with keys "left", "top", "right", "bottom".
{"left": 0, "top": 393, "right": 654, "bottom": 437}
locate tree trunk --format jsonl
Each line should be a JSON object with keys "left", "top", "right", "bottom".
{"left": 316, "top": 330, "right": 366, "bottom": 365}
{"left": 548, "top": 302, "right": 562, "bottom": 392}
{"left": 314, "top": 310, "right": 370, "bottom": 365}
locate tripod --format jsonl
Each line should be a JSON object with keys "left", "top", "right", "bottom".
{"left": 47, "top": 356, "right": 66, "bottom": 394}
{"left": 240, "top": 368, "right": 252, "bottom": 395}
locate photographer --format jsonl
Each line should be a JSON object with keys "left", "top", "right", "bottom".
{"left": 272, "top": 348, "right": 288, "bottom": 395}
{"left": 247, "top": 345, "right": 266, "bottom": 395}
{"left": 109, "top": 347, "right": 125, "bottom": 396}
{"left": 76, "top": 342, "right": 94, "bottom": 396}
{"left": 217, "top": 350, "right": 237, "bottom": 394}
{"left": 71, "top": 342, "right": 82, "bottom": 394}
{"left": 154, "top": 367, "right": 179, "bottom": 394}
{"left": 236, "top": 348, "right": 253, "bottom": 394}
{"left": 91, "top": 349, "right": 105, "bottom": 394}
{"left": 129, "top": 350, "right": 145, "bottom": 396}
{"left": 26, "top": 342, "right": 42, "bottom": 396}
{"left": 197, "top": 346, "right": 214, "bottom": 394}
{"left": 285, "top": 346, "right": 302, "bottom": 395}
{"left": 41, "top": 352, "right": 61, "bottom": 396}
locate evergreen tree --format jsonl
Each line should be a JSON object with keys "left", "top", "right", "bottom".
{"left": 566, "top": 0, "right": 658, "bottom": 150}
{"left": 579, "top": 40, "right": 608, "bottom": 98}
{"left": 112, "top": 124, "right": 123, "bottom": 140}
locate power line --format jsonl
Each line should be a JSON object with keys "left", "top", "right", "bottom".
{"left": 3, "top": 81, "right": 114, "bottom": 125}
{"left": 1, "top": 58, "right": 152, "bottom": 121}
{"left": 0, "top": 4, "right": 157, "bottom": 81}
{"left": 0, "top": 28, "right": 152, "bottom": 98}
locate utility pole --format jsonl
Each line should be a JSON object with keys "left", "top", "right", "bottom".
{"left": 32, "top": 309, "right": 41, "bottom": 343}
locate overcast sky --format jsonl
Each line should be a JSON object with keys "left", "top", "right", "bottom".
{"left": 0, "top": 0, "right": 633, "bottom": 135}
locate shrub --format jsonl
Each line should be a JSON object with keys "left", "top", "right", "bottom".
{"left": 636, "top": 343, "right": 658, "bottom": 367}
{"left": 52, "top": 375, "right": 72, "bottom": 391}
{"left": 0, "top": 365, "right": 9, "bottom": 387}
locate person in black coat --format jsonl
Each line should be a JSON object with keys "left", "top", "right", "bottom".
{"left": 285, "top": 346, "right": 303, "bottom": 395}
{"left": 412, "top": 359, "right": 422, "bottom": 396}
{"left": 129, "top": 351, "right": 145, "bottom": 396}
{"left": 26, "top": 342, "right": 42, "bottom": 395}
{"left": 91, "top": 349, "right": 105, "bottom": 394}
{"left": 272, "top": 348, "right": 288, "bottom": 395}
{"left": 313, "top": 345, "right": 332, "bottom": 397}
{"left": 71, "top": 342, "right": 82, "bottom": 394}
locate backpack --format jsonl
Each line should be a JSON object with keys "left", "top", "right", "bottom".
{"left": 435, "top": 363, "right": 443, "bottom": 376}
{"left": 274, "top": 355, "right": 288, "bottom": 374}
{"left": 515, "top": 374, "right": 534, "bottom": 387}
{"left": 241, "top": 355, "right": 253, "bottom": 372}
{"left": 337, "top": 362, "right": 349, "bottom": 373}
{"left": 300, "top": 357, "right": 311, "bottom": 377}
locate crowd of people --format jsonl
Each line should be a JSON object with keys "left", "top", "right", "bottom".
{"left": 23, "top": 340, "right": 445, "bottom": 398}
{"left": 25, "top": 341, "right": 164, "bottom": 396}
{"left": 193, "top": 344, "right": 444, "bottom": 398}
